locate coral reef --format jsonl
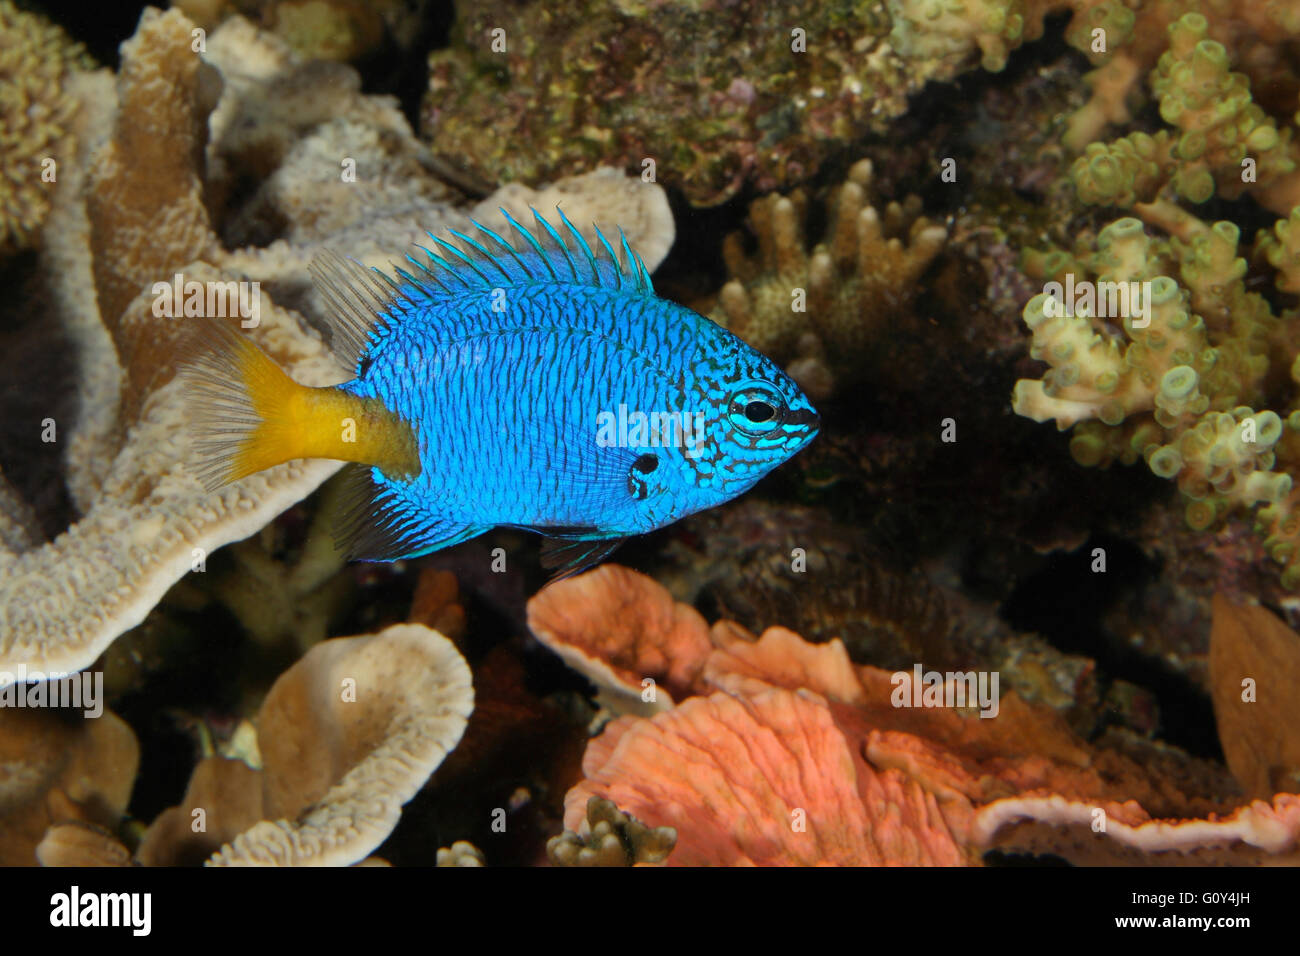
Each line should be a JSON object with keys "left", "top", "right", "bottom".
{"left": 0, "top": 706, "right": 139, "bottom": 866}
{"left": 1012, "top": 211, "right": 1300, "bottom": 587}
{"left": 1070, "top": 14, "right": 1300, "bottom": 214}
{"left": 208, "top": 623, "right": 473, "bottom": 866}
{"left": 8, "top": 0, "right": 1300, "bottom": 878}
{"left": 436, "top": 841, "right": 485, "bottom": 866}
{"left": 0, "top": 0, "right": 94, "bottom": 256}
{"left": 0, "top": 9, "right": 672, "bottom": 681}
{"left": 547, "top": 797, "right": 676, "bottom": 866}
{"left": 532, "top": 567, "right": 1295, "bottom": 865}
{"left": 421, "top": 0, "right": 945, "bottom": 206}
{"left": 710, "top": 159, "right": 947, "bottom": 398}
{"left": 1209, "top": 596, "right": 1300, "bottom": 799}
{"left": 174, "top": 0, "right": 427, "bottom": 62}
{"left": 30, "top": 623, "right": 472, "bottom": 867}
{"left": 888, "top": 0, "right": 1300, "bottom": 170}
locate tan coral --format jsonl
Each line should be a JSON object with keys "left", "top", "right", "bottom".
{"left": 1151, "top": 14, "right": 1298, "bottom": 210}
{"left": 886, "top": 0, "right": 1044, "bottom": 73}
{"left": 548, "top": 797, "right": 676, "bottom": 866}
{"left": 711, "top": 159, "right": 946, "bottom": 396}
{"left": 436, "top": 841, "right": 485, "bottom": 866}
{"left": 0, "top": 465, "right": 41, "bottom": 553}
{"left": 36, "top": 624, "right": 471, "bottom": 868}
{"left": 0, "top": 283, "right": 344, "bottom": 681}
{"left": 0, "top": 0, "right": 93, "bottom": 255}
{"left": 1209, "top": 595, "right": 1300, "bottom": 799}
{"left": 135, "top": 755, "right": 264, "bottom": 867}
{"left": 86, "top": 7, "right": 222, "bottom": 348}
{"left": 1071, "top": 13, "right": 1300, "bottom": 215}
{"left": 42, "top": 70, "right": 124, "bottom": 513}
{"left": 1257, "top": 205, "right": 1300, "bottom": 295}
{"left": 36, "top": 822, "right": 134, "bottom": 867}
{"left": 209, "top": 623, "right": 473, "bottom": 866}
{"left": 266, "top": 0, "right": 384, "bottom": 62}
{"left": 0, "top": 707, "right": 139, "bottom": 866}
{"left": 1014, "top": 211, "right": 1300, "bottom": 578}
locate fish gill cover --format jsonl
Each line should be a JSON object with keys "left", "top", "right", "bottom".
{"left": 0, "top": 0, "right": 1296, "bottom": 896}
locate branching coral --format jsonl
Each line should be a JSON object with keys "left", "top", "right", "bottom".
{"left": 888, "top": 0, "right": 1300, "bottom": 173}
{"left": 887, "top": 0, "right": 1047, "bottom": 73}
{"left": 0, "top": 0, "right": 94, "bottom": 255}
{"left": 1070, "top": 14, "right": 1300, "bottom": 215}
{"left": 710, "top": 159, "right": 947, "bottom": 398}
{"left": 1257, "top": 205, "right": 1300, "bottom": 296}
{"left": 547, "top": 797, "right": 676, "bottom": 866}
{"left": 1013, "top": 212, "right": 1300, "bottom": 586}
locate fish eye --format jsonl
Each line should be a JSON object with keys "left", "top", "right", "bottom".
{"left": 727, "top": 385, "right": 785, "bottom": 436}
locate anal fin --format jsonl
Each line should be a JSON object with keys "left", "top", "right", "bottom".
{"left": 333, "top": 464, "right": 484, "bottom": 561}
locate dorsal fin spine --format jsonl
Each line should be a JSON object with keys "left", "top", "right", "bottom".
{"left": 555, "top": 207, "right": 601, "bottom": 284}
{"left": 592, "top": 226, "right": 623, "bottom": 292}
{"left": 473, "top": 218, "right": 537, "bottom": 281}
{"left": 311, "top": 207, "right": 657, "bottom": 372}
{"left": 531, "top": 208, "right": 579, "bottom": 282}
{"left": 500, "top": 207, "right": 558, "bottom": 281}
{"left": 448, "top": 228, "right": 513, "bottom": 284}
{"left": 617, "top": 228, "right": 644, "bottom": 292}
{"left": 429, "top": 232, "right": 495, "bottom": 286}
{"left": 416, "top": 245, "right": 471, "bottom": 291}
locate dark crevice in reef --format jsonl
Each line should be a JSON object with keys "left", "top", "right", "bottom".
{"left": 363, "top": 0, "right": 457, "bottom": 132}
{"left": 24, "top": 0, "right": 149, "bottom": 67}
{"left": 0, "top": 251, "right": 78, "bottom": 540}
{"left": 1000, "top": 533, "right": 1223, "bottom": 760}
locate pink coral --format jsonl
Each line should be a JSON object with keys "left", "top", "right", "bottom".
{"left": 564, "top": 689, "right": 966, "bottom": 866}
{"left": 531, "top": 566, "right": 1300, "bottom": 865}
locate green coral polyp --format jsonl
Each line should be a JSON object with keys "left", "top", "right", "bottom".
{"left": 1148, "top": 446, "right": 1183, "bottom": 479}
{"left": 1014, "top": 210, "right": 1300, "bottom": 588}
{"left": 1074, "top": 13, "right": 1298, "bottom": 212}
{"left": 1255, "top": 411, "right": 1284, "bottom": 447}
{"left": 1160, "top": 367, "right": 1196, "bottom": 399}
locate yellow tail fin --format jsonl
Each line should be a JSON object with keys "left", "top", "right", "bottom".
{"left": 178, "top": 319, "right": 419, "bottom": 490}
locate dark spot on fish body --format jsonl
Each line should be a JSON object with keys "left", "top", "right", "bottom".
{"left": 633, "top": 453, "right": 659, "bottom": 474}
{"left": 628, "top": 453, "right": 658, "bottom": 500}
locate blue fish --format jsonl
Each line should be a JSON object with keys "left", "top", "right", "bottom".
{"left": 180, "top": 208, "right": 819, "bottom": 576}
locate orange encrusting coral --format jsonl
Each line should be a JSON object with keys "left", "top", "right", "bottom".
{"left": 532, "top": 566, "right": 1300, "bottom": 865}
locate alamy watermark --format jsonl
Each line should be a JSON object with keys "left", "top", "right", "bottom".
{"left": 1042, "top": 274, "right": 1153, "bottom": 329}
{"left": 0, "top": 665, "right": 102, "bottom": 718}
{"left": 152, "top": 273, "right": 261, "bottom": 328}
{"left": 596, "top": 404, "right": 706, "bottom": 459}
{"left": 891, "top": 664, "right": 1000, "bottom": 718}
